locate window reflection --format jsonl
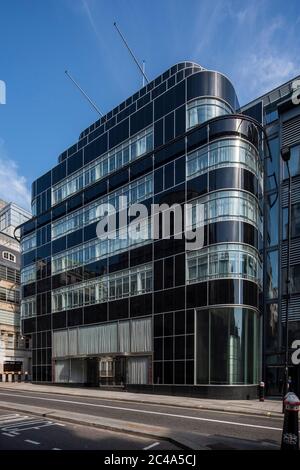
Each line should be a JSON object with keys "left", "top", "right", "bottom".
{"left": 266, "top": 137, "right": 279, "bottom": 191}
{"left": 265, "top": 303, "right": 278, "bottom": 353}
{"left": 266, "top": 250, "right": 278, "bottom": 299}
{"left": 196, "top": 308, "right": 260, "bottom": 385}
{"left": 282, "top": 203, "right": 300, "bottom": 240}
{"left": 283, "top": 145, "right": 300, "bottom": 179}
{"left": 266, "top": 193, "right": 278, "bottom": 246}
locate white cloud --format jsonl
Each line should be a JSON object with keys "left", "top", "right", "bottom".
{"left": 0, "top": 139, "right": 31, "bottom": 211}
{"left": 235, "top": 15, "right": 300, "bottom": 102}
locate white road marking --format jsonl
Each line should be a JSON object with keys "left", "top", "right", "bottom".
{"left": 0, "top": 414, "right": 20, "bottom": 421}
{"left": 55, "top": 423, "right": 65, "bottom": 426}
{"left": 2, "top": 432, "right": 15, "bottom": 437}
{"left": 0, "top": 416, "right": 29, "bottom": 425}
{"left": 24, "top": 439, "right": 40, "bottom": 445}
{"left": 52, "top": 448, "right": 61, "bottom": 450}
{"left": 0, "top": 391, "right": 286, "bottom": 433}
{"left": 143, "top": 441, "right": 159, "bottom": 450}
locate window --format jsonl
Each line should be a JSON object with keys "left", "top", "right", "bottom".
{"left": 264, "top": 109, "right": 278, "bottom": 125}
{"left": 21, "top": 297, "right": 36, "bottom": 318}
{"left": 21, "top": 264, "right": 36, "bottom": 285}
{"left": 186, "top": 98, "right": 232, "bottom": 130}
{"left": 52, "top": 127, "right": 153, "bottom": 205}
{"left": 266, "top": 250, "right": 278, "bottom": 299}
{"left": 283, "top": 145, "right": 300, "bottom": 179}
{"left": 52, "top": 222, "right": 152, "bottom": 274}
{"left": 21, "top": 233, "right": 36, "bottom": 253}
{"left": 52, "top": 174, "right": 153, "bottom": 239}
{"left": 186, "top": 138, "right": 260, "bottom": 180}
{"left": 196, "top": 308, "right": 260, "bottom": 385}
{"left": 186, "top": 244, "right": 261, "bottom": 284}
{"left": 2, "top": 251, "right": 16, "bottom": 263}
{"left": 282, "top": 264, "right": 300, "bottom": 295}
{"left": 282, "top": 202, "right": 300, "bottom": 239}
{"left": 266, "top": 194, "right": 278, "bottom": 246}
{"left": 186, "top": 190, "right": 262, "bottom": 234}
{"left": 51, "top": 263, "right": 153, "bottom": 312}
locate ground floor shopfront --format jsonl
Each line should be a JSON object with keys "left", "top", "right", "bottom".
{"left": 49, "top": 308, "right": 261, "bottom": 399}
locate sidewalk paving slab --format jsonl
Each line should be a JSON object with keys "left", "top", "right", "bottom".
{"left": 0, "top": 382, "right": 283, "bottom": 417}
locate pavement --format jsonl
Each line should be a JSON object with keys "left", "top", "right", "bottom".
{"left": 0, "top": 382, "right": 283, "bottom": 417}
{"left": 0, "top": 383, "right": 287, "bottom": 450}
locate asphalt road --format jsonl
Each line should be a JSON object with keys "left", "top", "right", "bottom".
{"left": 0, "top": 388, "right": 288, "bottom": 450}
{"left": 0, "top": 410, "right": 179, "bottom": 450}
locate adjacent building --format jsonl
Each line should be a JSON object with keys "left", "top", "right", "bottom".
{"left": 19, "top": 62, "right": 264, "bottom": 398}
{"left": 0, "top": 200, "right": 31, "bottom": 378}
{"left": 242, "top": 75, "right": 300, "bottom": 397}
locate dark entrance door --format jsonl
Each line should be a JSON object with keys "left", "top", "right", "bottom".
{"left": 86, "top": 358, "right": 99, "bottom": 386}
{"left": 115, "top": 357, "right": 126, "bottom": 385}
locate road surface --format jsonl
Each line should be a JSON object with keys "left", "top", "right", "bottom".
{"left": 0, "top": 387, "right": 286, "bottom": 450}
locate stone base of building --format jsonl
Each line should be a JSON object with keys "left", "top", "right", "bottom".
{"left": 126, "top": 384, "right": 258, "bottom": 400}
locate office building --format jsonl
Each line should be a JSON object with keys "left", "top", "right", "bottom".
{"left": 242, "top": 76, "right": 300, "bottom": 396}
{"left": 19, "top": 62, "right": 264, "bottom": 398}
{"left": 0, "top": 200, "right": 31, "bottom": 378}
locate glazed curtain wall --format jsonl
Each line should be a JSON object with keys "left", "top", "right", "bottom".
{"left": 196, "top": 307, "right": 260, "bottom": 385}
{"left": 53, "top": 317, "right": 152, "bottom": 358}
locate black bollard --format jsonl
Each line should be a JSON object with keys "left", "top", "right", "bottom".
{"left": 259, "top": 381, "right": 265, "bottom": 402}
{"left": 281, "top": 392, "right": 300, "bottom": 450}
{"left": 24, "top": 371, "right": 28, "bottom": 382}
{"left": 18, "top": 372, "right": 21, "bottom": 382}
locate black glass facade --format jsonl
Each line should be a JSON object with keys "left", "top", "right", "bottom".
{"left": 20, "top": 62, "right": 263, "bottom": 398}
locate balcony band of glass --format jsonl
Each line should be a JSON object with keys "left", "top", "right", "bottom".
{"left": 186, "top": 98, "right": 234, "bottom": 130}
{"left": 51, "top": 222, "right": 152, "bottom": 275}
{"left": 51, "top": 263, "right": 153, "bottom": 313}
{"left": 51, "top": 173, "right": 153, "bottom": 240}
{"left": 187, "top": 243, "right": 262, "bottom": 286}
{"left": 186, "top": 137, "right": 262, "bottom": 181}
{"left": 51, "top": 127, "right": 153, "bottom": 206}
{"left": 186, "top": 190, "right": 263, "bottom": 234}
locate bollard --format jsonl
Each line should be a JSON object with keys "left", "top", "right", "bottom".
{"left": 5, "top": 374, "right": 8, "bottom": 382}
{"left": 258, "top": 381, "right": 265, "bottom": 402}
{"left": 281, "top": 392, "right": 300, "bottom": 450}
{"left": 24, "top": 371, "right": 28, "bottom": 382}
{"left": 18, "top": 372, "right": 21, "bottom": 383}
{"left": 11, "top": 373, "right": 15, "bottom": 382}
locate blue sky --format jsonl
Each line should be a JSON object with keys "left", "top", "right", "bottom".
{"left": 0, "top": 0, "right": 299, "bottom": 211}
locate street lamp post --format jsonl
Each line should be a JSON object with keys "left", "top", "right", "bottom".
{"left": 281, "top": 146, "right": 291, "bottom": 409}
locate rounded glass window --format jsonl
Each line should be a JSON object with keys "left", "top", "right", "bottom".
{"left": 186, "top": 98, "right": 233, "bottom": 129}
{"left": 186, "top": 243, "right": 262, "bottom": 285}
{"left": 196, "top": 307, "right": 261, "bottom": 385}
{"left": 186, "top": 138, "right": 260, "bottom": 179}
{"left": 186, "top": 190, "right": 262, "bottom": 234}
